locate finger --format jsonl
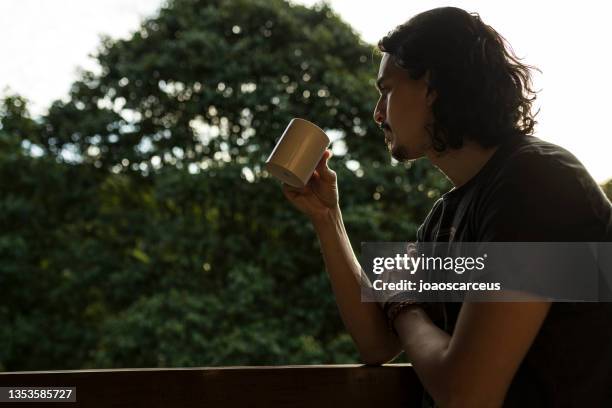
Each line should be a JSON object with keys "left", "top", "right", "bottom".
{"left": 315, "top": 149, "right": 335, "bottom": 181}
{"left": 308, "top": 170, "right": 320, "bottom": 184}
{"left": 407, "top": 242, "right": 418, "bottom": 256}
{"left": 315, "top": 149, "right": 331, "bottom": 170}
{"left": 282, "top": 182, "right": 307, "bottom": 194}
{"left": 282, "top": 187, "right": 303, "bottom": 202}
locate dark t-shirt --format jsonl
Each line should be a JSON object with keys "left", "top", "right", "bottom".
{"left": 416, "top": 133, "right": 612, "bottom": 407}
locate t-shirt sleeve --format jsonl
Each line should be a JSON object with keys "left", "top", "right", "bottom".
{"left": 475, "top": 150, "right": 608, "bottom": 242}
{"left": 473, "top": 150, "right": 609, "bottom": 300}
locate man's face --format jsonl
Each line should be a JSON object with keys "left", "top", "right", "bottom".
{"left": 373, "top": 53, "right": 436, "bottom": 162}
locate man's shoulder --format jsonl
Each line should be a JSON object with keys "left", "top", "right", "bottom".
{"left": 483, "top": 135, "right": 597, "bottom": 199}
{"left": 473, "top": 135, "right": 611, "bottom": 241}
{"left": 496, "top": 135, "right": 586, "bottom": 181}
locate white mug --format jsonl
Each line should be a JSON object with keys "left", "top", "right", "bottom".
{"left": 265, "top": 118, "right": 331, "bottom": 188}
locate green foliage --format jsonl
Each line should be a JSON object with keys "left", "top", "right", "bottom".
{"left": 0, "top": 0, "right": 450, "bottom": 371}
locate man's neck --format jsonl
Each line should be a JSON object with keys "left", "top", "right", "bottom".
{"left": 426, "top": 141, "right": 499, "bottom": 188}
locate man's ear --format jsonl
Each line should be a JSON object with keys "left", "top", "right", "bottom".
{"left": 424, "top": 70, "right": 437, "bottom": 107}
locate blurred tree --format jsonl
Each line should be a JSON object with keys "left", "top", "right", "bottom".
{"left": 0, "top": 0, "right": 449, "bottom": 370}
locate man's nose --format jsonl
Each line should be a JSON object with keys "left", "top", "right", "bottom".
{"left": 373, "top": 100, "right": 385, "bottom": 126}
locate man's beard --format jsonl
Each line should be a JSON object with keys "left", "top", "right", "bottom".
{"left": 387, "top": 138, "right": 412, "bottom": 162}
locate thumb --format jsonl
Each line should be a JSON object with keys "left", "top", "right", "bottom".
{"left": 315, "top": 149, "right": 335, "bottom": 180}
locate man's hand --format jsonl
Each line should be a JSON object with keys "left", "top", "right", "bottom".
{"left": 282, "top": 149, "right": 338, "bottom": 223}
{"left": 376, "top": 242, "right": 421, "bottom": 311}
{"left": 361, "top": 242, "right": 443, "bottom": 332}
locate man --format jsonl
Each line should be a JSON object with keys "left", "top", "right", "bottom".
{"left": 282, "top": 7, "right": 612, "bottom": 407}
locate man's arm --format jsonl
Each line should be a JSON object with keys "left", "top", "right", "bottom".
{"left": 394, "top": 298, "right": 551, "bottom": 407}
{"left": 312, "top": 205, "right": 403, "bottom": 364}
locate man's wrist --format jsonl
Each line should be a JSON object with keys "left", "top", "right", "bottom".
{"left": 310, "top": 205, "right": 341, "bottom": 228}
{"left": 392, "top": 305, "right": 429, "bottom": 334}
{"left": 387, "top": 301, "right": 435, "bottom": 336}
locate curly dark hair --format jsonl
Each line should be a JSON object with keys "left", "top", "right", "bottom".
{"left": 377, "top": 7, "right": 540, "bottom": 151}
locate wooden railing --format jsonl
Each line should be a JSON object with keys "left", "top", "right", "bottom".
{"left": 0, "top": 364, "right": 423, "bottom": 407}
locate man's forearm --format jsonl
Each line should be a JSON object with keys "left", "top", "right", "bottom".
{"left": 312, "top": 205, "right": 402, "bottom": 364}
{"left": 393, "top": 307, "right": 453, "bottom": 404}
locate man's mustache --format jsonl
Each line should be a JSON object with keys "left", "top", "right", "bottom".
{"left": 379, "top": 122, "right": 391, "bottom": 132}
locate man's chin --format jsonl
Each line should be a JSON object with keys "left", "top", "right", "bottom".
{"left": 390, "top": 144, "right": 420, "bottom": 162}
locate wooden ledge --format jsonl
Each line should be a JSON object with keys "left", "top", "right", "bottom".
{"left": 0, "top": 364, "right": 423, "bottom": 407}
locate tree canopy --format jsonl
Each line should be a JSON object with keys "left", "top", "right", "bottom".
{"left": 1, "top": 0, "right": 496, "bottom": 371}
